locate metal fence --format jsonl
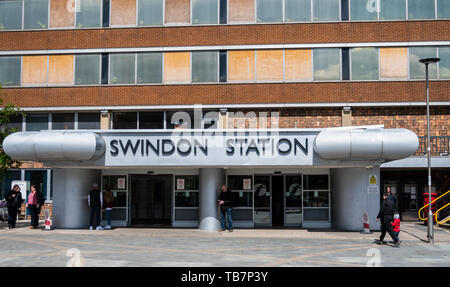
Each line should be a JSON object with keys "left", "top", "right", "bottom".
{"left": 415, "top": 136, "right": 450, "bottom": 156}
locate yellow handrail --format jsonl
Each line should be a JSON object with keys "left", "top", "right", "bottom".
{"left": 435, "top": 202, "right": 450, "bottom": 225}
{"left": 418, "top": 190, "right": 450, "bottom": 221}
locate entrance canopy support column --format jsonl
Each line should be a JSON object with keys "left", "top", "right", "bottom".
{"left": 199, "top": 168, "right": 225, "bottom": 232}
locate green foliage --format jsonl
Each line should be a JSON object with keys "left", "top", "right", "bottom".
{"left": 0, "top": 91, "right": 22, "bottom": 181}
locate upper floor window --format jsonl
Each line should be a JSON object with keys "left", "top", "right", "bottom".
{"left": 313, "top": 0, "right": 340, "bottom": 21}
{"left": 76, "top": 0, "right": 102, "bottom": 28}
{"left": 75, "top": 54, "right": 101, "bottom": 85}
{"left": 0, "top": 56, "right": 21, "bottom": 86}
{"left": 351, "top": 47, "right": 378, "bottom": 80}
{"left": 138, "top": 0, "right": 163, "bottom": 25}
{"left": 0, "top": 0, "right": 22, "bottom": 30}
{"left": 192, "top": 0, "right": 218, "bottom": 24}
{"left": 26, "top": 113, "right": 49, "bottom": 131}
{"left": 313, "top": 48, "right": 340, "bottom": 80}
{"left": 24, "top": 0, "right": 49, "bottom": 29}
{"left": 379, "top": 0, "right": 406, "bottom": 20}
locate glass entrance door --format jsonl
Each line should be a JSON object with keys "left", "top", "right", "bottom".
{"left": 285, "top": 175, "right": 302, "bottom": 227}
{"left": 254, "top": 176, "right": 271, "bottom": 226}
{"left": 403, "top": 183, "right": 418, "bottom": 211}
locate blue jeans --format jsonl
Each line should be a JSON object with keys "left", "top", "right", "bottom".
{"left": 220, "top": 207, "right": 233, "bottom": 230}
{"left": 105, "top": 209, "right": 111, "bottom": 226}
{"left": 394, "top": 231, "right": 400, "bottom": 242}
{"left": 90, "top": 207, "right": 101, "bottom": 227}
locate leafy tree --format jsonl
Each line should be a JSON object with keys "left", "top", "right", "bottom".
{"left": 0, "top": 95, "right": 22, "bottom": 181}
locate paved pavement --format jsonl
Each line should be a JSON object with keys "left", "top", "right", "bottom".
{"left": 0, "top": 221, "right": 449, "bottom": 267}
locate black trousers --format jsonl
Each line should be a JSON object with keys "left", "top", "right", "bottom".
{"left": 29, "top": 204, "right": 39, "bottom": 228}
{"left": 380, "top": 216, "right": 398, "bottom": 243}
{"left": 7, "top": 206, "right": 18, "bottom": 228}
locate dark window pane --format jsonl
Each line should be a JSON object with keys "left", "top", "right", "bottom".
{"left": 75, "top": 54, "right": 100, "bottom": 85}
{"left": 26, "top": 114, "right": 49, "bottom": 131}
{"left": 175, "top": 175, "right": 199, "bottom": 190}
{"left": 113, "top": 112, "right": 137, "bottom": 129}
{"left": 0, "top": 170, "right": 21, "bottom": 200}
{"left": 0, "top": 0, "right": 22, "bottom": 30}
{"left": 137, "top": 53, "right": 162, "bottom": 83}
{"left": 78, "top": 113, "right": 100, "bottom": 129}
{"left": 303, "top": 191, "right": 329, "bottom": 207}
{"left": 139, "top": 111, "right": 164, "bottom": 129}
{"left": 166, "top": 111, "right": 194, "bottom": 129}
{"left": 3, "top": 113, "right": 22, "bottom": 132}
{"left": 0, "top": 56, "right": 21, "bottom": 86}
{"left": 52, "top": 113, "right": 75, "bottom": 130}
{"left": 341, "top": 0, "right": 349, "bottom": 20}
{"left": 303, "top": 174, "right": 329, "bottom": 190}
{"left": 25, "top": 170, "right": 48, "bottom": 201}
{"left": 103, "top": 0, "right": 110, "bottom": 27}
{"left": 138, "top": 0, "right": 163, "bottom": 25}
{"left": 228, "top": 175, "right": 252, "bottom": 190}
{"left": 24, "top": 0, "right": 48, "bottom": 29}
{"left": 286, "top": 175, "right": 302, "bottom": 208}
{"left": 219, "top": 0, "right": 227, "bottom": 23}
{"left": 232, "top": 191, "right": 253, "bottom": 207}
{"left": 101, "top": 53, "right": 109, "bottom": 84}
{"left": 342, "top": 48, "right": 350, "bottom": 80}
{"left": 219, "top": 50, "right": 227, "bottom": 82}
{"left": 175, "top": 191, "right": 199, "bottom": 207}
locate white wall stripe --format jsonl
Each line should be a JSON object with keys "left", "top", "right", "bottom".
{"left": 1, "top": 41, "right": 450, "bottom": 56}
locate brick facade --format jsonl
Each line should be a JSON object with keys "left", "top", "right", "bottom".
{"left": 2, "top": 81, "right": 449, "bottom": 108}
{"left": 0, "top": 21, "right": 449, "bottom": 51}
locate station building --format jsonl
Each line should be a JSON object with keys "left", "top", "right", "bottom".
{"left": 0, "top": 0, "right": 449, "bottom": 231}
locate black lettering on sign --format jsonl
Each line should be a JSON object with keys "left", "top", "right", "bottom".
{"left": 119, "top": 140, "right": 140, "bottom": 156}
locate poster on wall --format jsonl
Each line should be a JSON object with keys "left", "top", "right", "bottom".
{"left": 177, "top": 178, "right": 185, "bottom": 190}
{"left": 367, "top": 175, "right": 379, "bottom": 194}
{"left": 243, "top": 178, "right": 251, "bottom": 190}
{"left": 117, "top": 177, "right": 126, "bottom": 189}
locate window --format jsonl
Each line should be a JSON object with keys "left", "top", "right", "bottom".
{"left": 110, "top": 0, "right": 136, "bottom": 26}
{"left": 50, "top": 0, "right": 75, "bottom": 28}
{"left": 438, "top": 0, "right": 450, "bottom": 19}
{"left": 26, "top": 114, "right": 49, "bottom": 131}
{"left": 438, "top": 47, "right": 450, "bottom": 79}
{"left": 192, "top": 51, "right": 218, "bottom": 83}
{"left": 351, "top": 47, "right": 378, "bottom": 80}
{"left": 379, "top": 47, "right": 408, "bottom": 79}
{"left": 313, "top": 0, "right": 340, "bottom": 21}
{"left": 408, "top": 0, "right": 435, "bottom": 19}
{"left": 175, "top": 175, "right": 199, "bottom": 207}
{"left": 350, "top": 0, "right": 377, "bottom": 20}
{"left": 22, "top": 56, "right": 48, "bottom": 85}
{"left": 379, "top": 0, "right": 406, "bottom": 20}
{"left": 24, "top": 0, "right": 48, "bottom": 29}
{"left": 163, "top": 52, "right": 191, "bottom": 83}
{"left": 0, "top": 171, "right": 21, "bottom": 200}
{"left": 229, "top": 0, "right": 254, "bottom": 23}
{"left": 285, "top": 0, "right": 311, "bottom": 22}
{"left": 113, "top": 112, "right": 137, "bottom": 129}
{"left": 228, "top": 50, "right": 255, "bottom": 81}
{"left": 110, "top": 54, "right": 136, "bottom": 84}
{"left": 75, "top": 54, "right": 101, "bottom": 85}
{"left": 313, "top": 48, "right": 340, "bottom": 80}
{"left": 48, "top": 55, "right": 74, "bottom": 85}
{"left": 256, "top": 50, "right": 283, "bottom": 81}
{"left": 0, "top": 0, "right": 22, "bottom": 30}
{"left": 285, "top": 49, "right": 312, "bottom": 81}
{"left": 228, "top": 175, "right": 253, "bottom": 190}
{"left": 409, "top": 47, "right": 437, "bottom": 79}
{"left": 257, "top": 0, "right": 283, "bottom": 22}
{"left": 139, "top": 111, "right": 164, "bottom": 129}
{"left": 165, "top": 0, "right": 190, "bottom": 24}
{"left": 3, "top": 114, "right": 22, "bottom": 132}
{"left": 76, "top": 0, "right": 102, "bottom": 28}
{"left": 138, "top": 0, "right": 163, "bottom": 25}
{"left": 52, "top": 113, "right": 75, "bottom": 130}
{"left": 0, "top": 56, "right": 21, "bottom": 86}
{"left": 303, "top": 191, "right": 329, "bottom": 207}
{"left": 137, "top": 53, "right": 162, "bottom": 83}
{"left": 192, "top": 0, "right": 218, "bottom": 24}
{"left": 166, "top": 110, "right": 194, "bottom": 129}
{"left": 78, "top": 112, "right": 101, "bottom": 129}
{"left": 303, "top": 174, "right": 328, "bottom": 190}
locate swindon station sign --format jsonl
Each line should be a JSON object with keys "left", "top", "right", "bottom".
{"left": 103, "top": 131, "right": 316, "bottom": 166}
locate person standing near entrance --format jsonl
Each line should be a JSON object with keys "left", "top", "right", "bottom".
{"left": 5, "top": 184, "right": 23, "bottom": 229}
{"left": 103, "top": 186, "right": 113, "bottom": 230}
{"left": 218, "top": 185, "right": 233, "bottom": 232}
{"left": 376, "top": 192, "right": 400, "bottom": 248}
{"left": 27, "top": 185, "right": 43, "bottom": 229}
{"left": 88, "top": 183, "right": 103, "bottom": 230}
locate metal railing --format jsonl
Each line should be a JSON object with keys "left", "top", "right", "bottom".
{"left": 415, "top": 136, "right": 450, "bottom": 156}
{"left": 418, "top": 190, "right": 450, "bottom": 222}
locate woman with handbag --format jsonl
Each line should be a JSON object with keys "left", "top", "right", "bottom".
{"left": 5, "top": 184, "right": 23, "bottom": 229}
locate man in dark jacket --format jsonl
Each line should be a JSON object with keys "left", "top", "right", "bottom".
{"left": 218, "top": 185, "right": 233, "bottom": 232}
{"left": 5, "top": 184, "right": 23, "bottom": 228}
{"left": 376, "top": 192, "right": 399, "bottom": 247}
{"left": 88, "top": 183, "right": 103, "bottom": 230}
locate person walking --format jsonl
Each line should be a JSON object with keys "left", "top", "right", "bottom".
{"left": 376, "top": 192, "right": 400, "bottom": 248}
{"left": 218, "top": 185, "right": 233, "bottom": 232}
{"left": 103, "top": 186, "right": 113, "bottom": 230}
{"left": 88, "top": 183, "right": 103, "bottom": 230}
{"left": 27, "top": 185, "right": 43, "bottom": 229}
{"left": 5, "top": 184, "right": 23, "bottom": 229}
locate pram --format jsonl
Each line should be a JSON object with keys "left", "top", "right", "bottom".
{"left": 0, "top": 201, "right": 7, "bottom": 222}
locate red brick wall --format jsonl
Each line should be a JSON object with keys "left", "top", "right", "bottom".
{"left": 2, "top": 81, "right": 449, "bottom": 107}
{"left": 0, "top": 21, "right": 449, "bottom": 51}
